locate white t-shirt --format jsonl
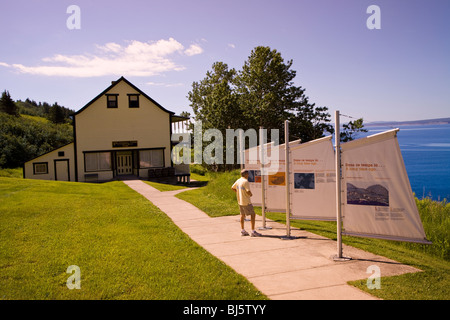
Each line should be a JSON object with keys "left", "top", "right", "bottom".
{"left": 232, "top": 177, "right": 252, "bottom": 206}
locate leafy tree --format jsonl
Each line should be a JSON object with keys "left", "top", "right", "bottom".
{"left": 0, "top": 90, "right": 18, "bottom": 116}
{"left": 235, "top": 47, "right": 304, "bottom": 133}
{"left": 189, "top": 47, "right": 334, "bottom": 144}
{"left": 188, "top": 46, "right": 366, "bottom": 170}
{"left": 188, "top": 62, "right": 241, "bottom": 170}
{"left": 189, "top": 62, "right": 240, "bottom": 130}
{"left": 340, "top": 118, "right": 368, "bottom": 142}
{"left": 49, "top": 103, "right": 66, "bottom": 124}
{"left": 289, "top": 101, "right": 334, "bottom": 142}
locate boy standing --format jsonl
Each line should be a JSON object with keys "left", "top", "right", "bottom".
{"left": 231, "top": 169, "right": 261, "bottom": 237}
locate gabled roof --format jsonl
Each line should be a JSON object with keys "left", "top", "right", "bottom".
{"left": 74, "top": 76, "right": 175, "bottom": 116}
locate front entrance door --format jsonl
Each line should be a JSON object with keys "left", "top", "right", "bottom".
{"left": 116, "top": 152, "right": 132, "bottom": 175}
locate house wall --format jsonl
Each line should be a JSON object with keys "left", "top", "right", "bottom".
{"left": 75, "top": 80, "right": 172, "bottom": 182}
{"left": 23, "top": 143, "right": 75, "bottom": 181}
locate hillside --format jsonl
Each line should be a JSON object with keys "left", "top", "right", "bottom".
{"left": 0, "top": 112, "right": 73, "bottom": 168}
{"left": 0, "top": 91, "right": 75, "bottom": 168}
{"left": 366, "top": 117, "right": 450, "bottom": 127}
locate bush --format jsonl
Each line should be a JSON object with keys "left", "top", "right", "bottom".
{"left": 190, "top": 164, "right": 207, "bottom": 176}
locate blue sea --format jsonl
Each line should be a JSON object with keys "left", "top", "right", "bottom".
{"left": 362, "top": 124, "right": 450, "bottom": 201}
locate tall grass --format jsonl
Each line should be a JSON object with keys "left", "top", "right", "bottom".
{"left": 414, "top": 198, "right": 450, "bottom": 260}
{"left": 0, "top": 167, "right": 23, "bottom": 178}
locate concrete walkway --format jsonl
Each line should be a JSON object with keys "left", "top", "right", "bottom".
{"left": 123, "top": 180, "right": 420, "bottom": 300}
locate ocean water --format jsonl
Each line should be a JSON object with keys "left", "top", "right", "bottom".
{"left": 362, "top": 124, "right": 450, "bottom": 201}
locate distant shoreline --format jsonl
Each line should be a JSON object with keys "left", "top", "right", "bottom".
{"left": 366, "top": 117, "right": 450, "bottom": 127}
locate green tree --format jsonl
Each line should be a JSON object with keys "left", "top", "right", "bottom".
{"left": 188, "top": 62, "right": 241, "bottom": 170}
{"left": 188, "top": 46, "right": 367, "bottom": 170}
{"left": 0, "top": 90, "right": 18, "bottom": 116}
{"left": 340, "top": 118, "right": 368, "bottom": 142}
{"left": 189, "top": 46, "right": 333, "bottom": 143}
{"left": 236, "top": 46, "right": 304, "bottom": 134}
{"left": 189, "top": 62, "right": 240, "bottom": 130}
{"left": 48, "top": 103, "right": 66, "bottom": 124}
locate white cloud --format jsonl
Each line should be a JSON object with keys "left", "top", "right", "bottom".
{"left": 184, "top": 44, "right": 203, "bottom": 56}
{"left": 0, "top": 38, "right": 203, "bottom": 78}
{"left": 146, "top": 81, "right": 184, "bottom": 87}
{"left": 228, "top": 43, "right": 236, "bottom": 49}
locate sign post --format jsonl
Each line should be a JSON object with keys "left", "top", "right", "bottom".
{"left": 259, "top": 127, "right": 271, "bottom": 230}
{"left": 285, "top": 120, "right": 291, "bottom": 238}
{"left": 334, "top": 110, "right": 351, "bottom": 261}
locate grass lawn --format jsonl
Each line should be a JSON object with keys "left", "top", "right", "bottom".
{"left": 0, "top": 176, "right": 266, "bottom": 300}
{"left": 176, "top": 170, "right": 450, "bottom": 300}
{"left": 143, "top": 180, "right": 189, "bottom": 192}
{"left": 143, "top": 172, "right": 209, "bottom": 192}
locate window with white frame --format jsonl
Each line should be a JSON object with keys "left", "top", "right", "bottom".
{"left": 85, "top": 152, "right": 112, "bottom": 171}
{"left": 139, "top": 149, "right": 164, "bottom": 168}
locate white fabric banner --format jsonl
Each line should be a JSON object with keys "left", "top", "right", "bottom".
{"left": 341, "top": 129, "right": 430, "bottom": 243}
{"left": 290, "top": 136, "right": 337, "bottom": 221}
{"left": 243, "top": 144, "right": 263, "bottom": 206}
{"left": 243, "top": 140, "right": 300, "bottom": 208}
{"left": 264, "top": 142, "right": 287, "bottom": 212}
{"left": 244, "top": 137, "right": 336, "bottom": 218}
{"left": 260, "top": 139, "right": 300, "bottom": 211}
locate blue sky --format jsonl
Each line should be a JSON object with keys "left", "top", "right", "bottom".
{"left": 0, "top": 0, "right": 448, "bottom": 122}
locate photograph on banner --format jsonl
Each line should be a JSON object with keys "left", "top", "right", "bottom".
{"left": 265, "top": 157, "right": 286, "bottom": 212}
{"left": 247, "top": 170, "right": 261, "bottom": 183}
{"left": 289, "top": 136, "right": 337, "bottom": 221}
{"left": 341, "top": 130, "right": 429, "bottom": 243}
{"left": 268, "top": 171, "right": 285, "bottom": 186}
{"left": 294, "top": 173, "right": 315, "bottom": 189}
{"left": 346, "top": 181, "right": 389, "bottom": 207}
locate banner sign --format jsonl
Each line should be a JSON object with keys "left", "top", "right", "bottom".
{"left": 244, "top": 144, "right": 263, "bottom": 206}
{"left": 244, "top": 137, "right": 336, "bottom": 218}
{"left": 265, "top": 148, "right": 287, "bottom": 212}
{"left": 290, "top": 136, "right": 336, "bottom": 221}
{"left": 244, "top": 140, "right": 300, "bottom": 208}
{"left": 341, "top": 129, "right": 430, "bottom": 243}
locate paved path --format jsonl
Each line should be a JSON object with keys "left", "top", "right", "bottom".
{"left": 123, "top": 180, "right": 420, "bottom": 300}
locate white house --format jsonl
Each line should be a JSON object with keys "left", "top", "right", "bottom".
{"left": 23, "top": 77, "right": 189, "bottom": 182}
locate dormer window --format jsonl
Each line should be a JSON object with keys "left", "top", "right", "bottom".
{"left": 128, "top": 94, "right": 139, "bottom": 108}
{"left": 106, "top": 94, "right": 118, "bottom": 108}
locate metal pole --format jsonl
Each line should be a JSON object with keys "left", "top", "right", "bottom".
{"left": 285, "top": 120, "right": 291, "bottom": 237}
{"left": 335, "top": 110, "right": 343, "bottom": 259}
{"left": 239, "top": 130, "right": 244, "bottom": 171}
{"left": 260, "top": 127, "right": 266, "bottom": 229}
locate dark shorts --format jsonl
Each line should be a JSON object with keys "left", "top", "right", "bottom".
{"left": 239, "top": 204, "right": 255, "bottom": 216}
